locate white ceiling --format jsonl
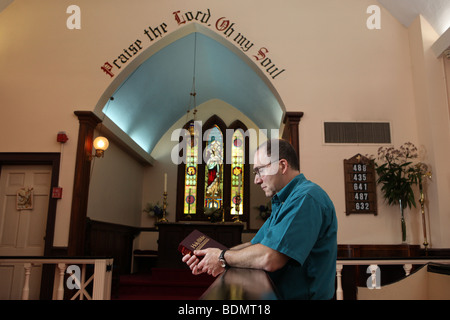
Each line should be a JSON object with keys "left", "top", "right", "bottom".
{"left": 100, "top": 30, "right": 284, "bottom": 154}
{"left": 378, "top": 0, "right": 450, "bottom": 36}
{"left": 1, "top": 0, "right": 449, "bottom": 36}
{"left": 3, "top": 0, "right": 450, "bottom": 156}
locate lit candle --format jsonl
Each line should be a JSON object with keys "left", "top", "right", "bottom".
{"left": 164, "top": 173, "right": 167, "bottom": 193}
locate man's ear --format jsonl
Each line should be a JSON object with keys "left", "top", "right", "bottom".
{"left": 279, "top": 159, "right": 289, "bottom": 174}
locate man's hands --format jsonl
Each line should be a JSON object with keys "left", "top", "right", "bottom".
{"left": 182, "top": 242, "right": 289, "bottom": 276}
{"left": 181, "top": 248, "right": 225, "bottom": 277}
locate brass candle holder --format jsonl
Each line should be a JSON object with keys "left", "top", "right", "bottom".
{"left": 419, "top": 170, "right": 432, "bottom": 251}
{"left": 160, "top": 191, "right": 168, "bottom": 223}
{"left": 419, "top": 192, "right": 428, "bottom": 250}
{"left": 233, "top": 173, "right": 243, "bottom": 223}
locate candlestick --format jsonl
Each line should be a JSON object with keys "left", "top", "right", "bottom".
{"left": 160, "top": 191, "right": 168, "bottom": 223}
{"left": 419, "top": 170, "right": 432, "bottom": 251}
{"left": 233, "top": 173, "right": 242, "bottom": 223}
{"left": 164, "top": 173, "right": 167, "bottom": 193}
{"left": 419, "top": 190, "right": 428, "bottom": 250}
{"left": 221, "top": 206, "right": 225, "bottom": 223}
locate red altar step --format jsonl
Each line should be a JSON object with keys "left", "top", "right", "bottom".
{"left": 115, "top": 268, "right": 216, "bottom": 300}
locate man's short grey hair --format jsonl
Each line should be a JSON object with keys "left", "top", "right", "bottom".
{"left": 257, "top": 139, "right": 299, "bottom": 171}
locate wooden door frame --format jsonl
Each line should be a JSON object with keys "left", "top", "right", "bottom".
{"left": 68, "top": 111, "right": 102, "bottom": 256}
{"left": 0, "top": 152, "right": 61, "bottom": 257}
{"left": 282, "top": 112, "right": 304, "bottom": 168}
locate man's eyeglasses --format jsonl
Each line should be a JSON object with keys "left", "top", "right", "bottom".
{"left": 252, "top": 160, "right": 279, "bottom": 177}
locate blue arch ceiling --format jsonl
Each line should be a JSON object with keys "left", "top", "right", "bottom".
{"left": 101, "top": 26, "right": 285, "bottom": 155}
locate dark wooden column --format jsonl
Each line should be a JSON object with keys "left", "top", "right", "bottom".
{"left": 282, "top": 112, "right": 304, "bottom": 166}
{"left": 68, "top": 111, "right": 102, "bottom": 256}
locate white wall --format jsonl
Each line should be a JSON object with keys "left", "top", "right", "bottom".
{"left": 408, "top": 16, "right": 450, "bottom": 247}
{"left": 87, "top": 132, "right": 144, "bottom": 227}
{"left": 0, "top": 0, "right": 449, "bottom": 248}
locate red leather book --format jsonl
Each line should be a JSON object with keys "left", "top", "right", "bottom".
{"left": 178, "top": 229, "right": 227, "bottom": 256}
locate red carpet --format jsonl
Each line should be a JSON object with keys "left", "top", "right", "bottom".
{"left": 114, "top": 268, "right": 216, "bottom": 300}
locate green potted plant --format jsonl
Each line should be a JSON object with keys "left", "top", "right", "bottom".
{"left": 372, "top": 142, "right": 428, "bottom": 242}
{"left": 143, "top": 202, "right": 165, "bottom": 222}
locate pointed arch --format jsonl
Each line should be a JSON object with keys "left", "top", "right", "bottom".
{"left": 94, "top": 23, "right": 285, "bottom": 158}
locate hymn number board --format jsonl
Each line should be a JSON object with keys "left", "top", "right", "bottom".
{"left": 344, "top": 154, "right": 377, "bottom": 215}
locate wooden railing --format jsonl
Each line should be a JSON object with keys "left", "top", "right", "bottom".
{"left": 336, "top": 257, "right": 450, "bottom": 300}
{"left": 0, "top": 256, "right": 113, "bottom": 300}
{"left": 200, "top": 267, "right": 279, "bottom": 300}
{"left": 201, "top": 258, "right": 450, "bottom": 300}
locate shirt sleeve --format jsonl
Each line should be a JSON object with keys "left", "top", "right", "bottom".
{"left": 254, "top": 194, "right": 323, "bottom": 266}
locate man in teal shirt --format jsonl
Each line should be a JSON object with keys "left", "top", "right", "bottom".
{"left": 182, "top": 139, "right": 338, "bottom": 300}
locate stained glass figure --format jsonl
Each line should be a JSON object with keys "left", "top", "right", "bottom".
{"left": 204, "top": 126, "right": 223, "bottom": 210}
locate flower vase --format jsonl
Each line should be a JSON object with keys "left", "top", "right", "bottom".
{"left": 399, "top": 199, "right": 407, "bottom": 243}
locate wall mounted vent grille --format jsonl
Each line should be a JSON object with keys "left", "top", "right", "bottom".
{"left": 324, "top": 122, "right": 391, "bottom": 144}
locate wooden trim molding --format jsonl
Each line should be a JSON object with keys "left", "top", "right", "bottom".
{"left": 282, "top": 112, "right": 304, "bottom": 167}
{"left": 338, "top": 244, "right": 421, "bottom": 258}
{"left": 85, "top": 218, "right": 139, "bottom": 274}
{"left": 68, "top": 111, "right": 102, "bottom": 256}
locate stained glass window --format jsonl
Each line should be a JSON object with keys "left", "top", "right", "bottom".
{"left": 204, "top": 125, "right": 223, "bottom": 210}
{"left": 177, "top": 117, "right": 249, "bottom": 222}
{"left": 231, "top": 130, "right": 244, "bottom": 216}
{"left": 183, "top": 124, "right": 198, "bottom": 215}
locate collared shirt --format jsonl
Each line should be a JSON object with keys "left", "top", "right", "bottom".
{"left": 251, "top": 174, "right": 338, "bottom": 300}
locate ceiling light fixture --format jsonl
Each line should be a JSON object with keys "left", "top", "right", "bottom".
{"left": 186, "top": 32, "right": 199, "bottom": 138}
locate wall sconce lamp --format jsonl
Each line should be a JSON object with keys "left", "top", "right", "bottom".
{"left": 89, "top": 136, "right": 109, "bottom": 160}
